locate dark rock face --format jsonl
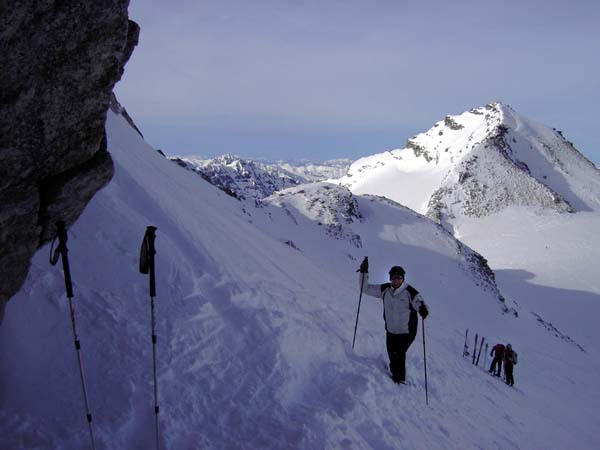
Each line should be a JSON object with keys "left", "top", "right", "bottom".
{"left": 0, "top": 1, "right": 139, "bottom": 321}
{"left": 406, "top": 138, "right": 433, "bottom": 162}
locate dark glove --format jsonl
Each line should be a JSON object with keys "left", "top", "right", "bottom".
{"left": 357, "top": 256, "right": 369, "bottom": 273}
{"left": 418, "top": 304, "right": 429, "bottom": 319}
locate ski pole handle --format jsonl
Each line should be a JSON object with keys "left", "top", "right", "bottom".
{"left": 54, "top": 221, "right": 74, "bottom": 298}
{"left": 147, "top": 227, "right": 157, "bottom": 298}
{"left": 141, "top": 226, "right": 158, "bottom": 297}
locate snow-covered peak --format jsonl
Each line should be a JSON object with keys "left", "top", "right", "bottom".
{"left": 341, "top": 103, "right": 505, "bottom": 181}
{"left": 335, "top": 102, "right": 600, "bottom": 226}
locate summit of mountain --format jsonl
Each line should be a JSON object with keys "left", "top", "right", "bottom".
{"left": 335, "top": 102, "right": 600, "bottom": 229}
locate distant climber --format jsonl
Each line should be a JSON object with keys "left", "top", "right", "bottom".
{"left": 504, "top": 344, "right": 518, "bottom": 386}
{"left": 357, "top": 257, "right": 429, "bottom": 384}
{"left": 488, "top": 343, "right": 505, "bottom": 377}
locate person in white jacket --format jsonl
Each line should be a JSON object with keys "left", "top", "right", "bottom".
{"left": 358, "top": 257, "right": 429, "bottom": 384}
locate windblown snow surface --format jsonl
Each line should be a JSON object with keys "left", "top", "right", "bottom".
{"left": 1, "top": 110, "right": 599, "bottom": 449}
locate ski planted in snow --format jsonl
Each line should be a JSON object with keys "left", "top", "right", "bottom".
{"left": 476, "top": 337, "right": 485, "bottom": 366}
{"left": 472, "top": 334, "right": 478, "bottom": 364}
{"left": 463, "top": 329, "right": 469, "bottom": 357}
{"left": 484, "top": 342, "right": 488, "bottom": 369}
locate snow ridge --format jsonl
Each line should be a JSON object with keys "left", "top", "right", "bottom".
{"left": 361, "top": 194, "right": 513, "bottom": 314}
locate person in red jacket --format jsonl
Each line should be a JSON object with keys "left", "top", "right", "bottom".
{"left": 488, "top": 343, "right": 505, "bottom": 377}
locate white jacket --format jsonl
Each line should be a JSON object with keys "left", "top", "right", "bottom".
{"left": 360, "top": 273, "right": 427, "bottom": 334}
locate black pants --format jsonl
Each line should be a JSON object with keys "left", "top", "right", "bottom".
{"left": 489, "top": 356, "right": 502, "bottom": 377}
{"left": 386, "top": 332, "right": 415, "bottom": 382}
{"left": 505, "top": 363, "right": 514, "bottom": 386}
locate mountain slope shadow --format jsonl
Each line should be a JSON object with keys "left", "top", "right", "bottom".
{"left": 494, "top": 268, "right": 599, "bottom": 351}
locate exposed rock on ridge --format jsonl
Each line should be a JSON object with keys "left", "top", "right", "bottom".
{"left": 265, "top": 183, "right": 364, "bottom": 248}
{"left": 109, "top": 93, "right": 143, "bottom": 138}
{"left": 0, "top": 1, "right": 139, "bottom": 321}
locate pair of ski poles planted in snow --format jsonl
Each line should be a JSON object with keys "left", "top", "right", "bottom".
{"left": 50, "top": 222, "right": 161, "bottom": 450}
{"left": 351, "top": 257, "right": 429, "bottom": 405}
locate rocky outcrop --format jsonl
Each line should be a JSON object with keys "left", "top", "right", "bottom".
{"left": 265, "top": 183, "right": 364, "bottom": 248}
{"left": 0, "top": 1, "right": 139, "bottom": 321}
{"left": 406, "top": 138, "right": 434, "bottom": 162}
{"left": 444, "top": 115, "right": 464, "bottom": 130}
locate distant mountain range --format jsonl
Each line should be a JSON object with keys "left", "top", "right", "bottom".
{"left": 171, "top": 154, "right": 351, "bottom": 201}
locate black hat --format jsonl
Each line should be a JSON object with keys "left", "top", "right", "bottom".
{"left": 388, "top": 266, "right": 405, "bottom": 278}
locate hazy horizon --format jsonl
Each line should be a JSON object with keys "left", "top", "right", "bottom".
{"left": 115, "top": 0, "right": 600, "bottom": 166}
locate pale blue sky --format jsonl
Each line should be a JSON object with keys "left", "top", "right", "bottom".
{"left": 115, "top": 0, "right": 600, "bottom": 165}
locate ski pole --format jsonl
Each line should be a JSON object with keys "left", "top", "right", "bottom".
{"left": 352, "top": 271, "right": 366, "bottom": 350}
{"left": 140, "top": 226, "right": 160, "bottom": 450}
{"left": 49, "top": 221, "right": 97, "bottom": 450}
{"left": 422, "top": 317, "right": 429, "bottom": 405}
{"left": 351, "top": 257, "right": 369, "bottom": 349}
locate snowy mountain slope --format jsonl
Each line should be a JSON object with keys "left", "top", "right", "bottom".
{"left": 455, "top": 207, "right": 600, "bottom": 351}
{"left": 1, "top": 110, "right": 600, "bottom": 449}
{"left": 333, "top": 102, "right": 600, "bottom": 352}
{"left": 260, "top": 183, "right": 512, "bottom": 314}
{"left": 336, "top": 102, "right": 600, "bottom": 225}
{"left": 254, "top": 182, "right": 600, "bottom": 391}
